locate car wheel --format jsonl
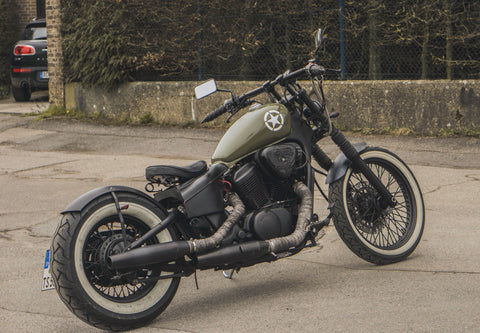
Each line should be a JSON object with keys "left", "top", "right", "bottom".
{"left": 12, "top": 85, "right": 31, "bottom": 102}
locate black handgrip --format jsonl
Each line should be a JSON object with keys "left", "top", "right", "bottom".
{"left": 281, "top": 67, "right": 307, "bottom": 83}
{"left": 201, "top": 104, "right": 229, "bottom": 123}
{"left": 325, "top": 68, "right": 341, "bottom": 74}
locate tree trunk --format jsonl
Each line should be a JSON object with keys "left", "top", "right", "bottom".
{"left": 444, "top": 0, "right": 453, "bottom": 79}
{"left": 239, "top": 3, "right": 252, "bottom": 80}
{"left": 196, "top": 0, "right": 203, "bottom": 80}
{"left": 368, "top": 7, "right": 381, "bottom": 80}
{"left": 421, "top": 25, "right": 429, "bottom": 79}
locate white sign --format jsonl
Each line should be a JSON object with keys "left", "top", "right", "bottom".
{"left": 41, "top": 249, "right": 55, "bottom": 291}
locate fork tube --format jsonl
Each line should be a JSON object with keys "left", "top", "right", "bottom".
{"left": 330, "top": 126, "right": 396, "bottom": 207}
{"left": 312, "top": 144, "right": 333, "bottom": 171}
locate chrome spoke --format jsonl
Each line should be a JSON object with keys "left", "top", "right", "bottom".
{"left": 346, "top": 159, "right": 414, "bottom": 249}
{"left": 82, "top": 216, "right": 160, "bottom": 302}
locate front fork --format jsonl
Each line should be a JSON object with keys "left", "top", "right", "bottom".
{"left": 312, "top": 126, "right": 396, "bottom": 208}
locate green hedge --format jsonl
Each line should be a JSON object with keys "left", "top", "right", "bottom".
{"left": 61, "top": 0, "right": 330, "bottom": 87}
{"left": 0, "top": 0, "right": 19, "bottom": 96}
{"left": 62, "top": 1, "right": 134, "bottom": 88}
{"left": 61, "top": 0, "right": 480, "bottom": 87}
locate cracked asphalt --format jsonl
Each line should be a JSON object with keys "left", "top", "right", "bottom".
{"left": 1, "top": 106, "right": 480, "bottom": 332}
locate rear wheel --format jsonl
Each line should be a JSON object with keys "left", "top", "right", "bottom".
{"left": 329, "top": 147, "right": 425, "bottom": 265}
{"left": 12, "top": 85, "right": 31, "bottom": 102}
{"left": 51, "top": 193, "right": 180, "bottom": 331}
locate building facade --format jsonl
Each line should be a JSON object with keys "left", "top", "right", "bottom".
{"left": 15, "top": 0, "right": 45, "bottom": 26}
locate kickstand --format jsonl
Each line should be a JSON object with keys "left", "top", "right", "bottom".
{"left": 194, "top": 270, "right": 199, "bottom": 290}
{"left": 223, "top": 267, "right": 240, "bottom": 279}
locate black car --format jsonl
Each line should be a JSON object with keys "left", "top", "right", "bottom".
{"left": 10, "top": 19, "right": 48, "bottom": 102}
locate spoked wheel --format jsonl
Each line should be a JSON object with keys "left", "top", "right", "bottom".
{"left": 329, "top": 147, "right": 425, "bottom": 265}
{"left": 51, "top": 193, "right": 180, "bottom": 331}
{"left": 83, "top": 216, "right": 159, "bottom": 302}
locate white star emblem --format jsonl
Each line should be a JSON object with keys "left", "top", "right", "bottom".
{"left": 264, "top": 110, "right": 284, "bottom": 131}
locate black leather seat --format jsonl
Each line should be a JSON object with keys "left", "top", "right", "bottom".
{"left": 146, "top": 160, "right": 207, "bottom": 182}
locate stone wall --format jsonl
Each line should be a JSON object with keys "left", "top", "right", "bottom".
{"left": 45, "top": 0, "right": 63, "bottom": 105}
{"left": 65, "top": 80, "right": 480, "bottom": 134}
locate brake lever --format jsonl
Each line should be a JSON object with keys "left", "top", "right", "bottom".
{"left": 224, "top": 103, "right": 240, "bottom": 123}
{"left": 225, "top": 109, "right": 237, "bottom": 123}
{"left": 225, "top": 100, "right": 254, "bottom": 123}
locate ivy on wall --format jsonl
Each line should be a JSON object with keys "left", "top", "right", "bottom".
{"left": 61, "top": 0, "right": 134, "bottom": 87}
{"left": 60, "top": 0, "right": 331, "bottom": 87}
{"left": 0, "top": 0, "right": 19, "bottom": 91}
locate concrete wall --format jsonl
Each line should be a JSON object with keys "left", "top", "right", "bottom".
{"left": 65, "top": 80, "right": 480, "bottom": 134}
{"left": 323, "top": 80, "right": 480, "bottom": 134}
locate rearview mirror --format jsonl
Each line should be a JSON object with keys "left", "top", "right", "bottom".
{"left": 195, "top": 79, "right": 217, "bottom": 99}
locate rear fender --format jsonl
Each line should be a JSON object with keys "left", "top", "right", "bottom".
{"left": 61, "top": 185, "right": 161, "bottom": 214}
{"left": 325, "top": 143, "right": 368, "bottom": 184}
{"left": 61, "top": 186, "right": 196, "bottom": 240}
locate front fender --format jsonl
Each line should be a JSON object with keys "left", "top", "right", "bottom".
{"left": 325, "top": 142, "right": 368, "bottom": 184}
{"left": 61, "top": 185, "right": 159, "bottom": 214}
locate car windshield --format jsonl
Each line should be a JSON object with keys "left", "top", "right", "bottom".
{"left": 24, "top": 27, "right": 47, "bottom": 40}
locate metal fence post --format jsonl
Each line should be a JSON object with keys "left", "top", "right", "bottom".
{"left": 338, "top": 0, "right": 347, "bottom": 80}
{"left": 197, "top": 0, "right": 203, "bottom": 81}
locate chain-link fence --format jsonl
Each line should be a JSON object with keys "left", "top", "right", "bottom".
{"left": 62, "top": 0, "right": 480, "bottom": 86}
{"left": 175, "top": 1, "right": 480, "bottom": 81}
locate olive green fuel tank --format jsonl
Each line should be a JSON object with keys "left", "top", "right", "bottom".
{"left": 211, "top": 103, "right": 291, "bottom": 165}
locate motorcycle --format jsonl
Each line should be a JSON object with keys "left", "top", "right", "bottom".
{"left": 51, "top": 29, "right": 424, "bottom": 330}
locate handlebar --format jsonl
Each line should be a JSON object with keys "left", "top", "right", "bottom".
{"left": 201, "top": 63, "right": 334, "bottom": 123}
{"left": 201, "top": 103, "right": 229, "bottom": 123}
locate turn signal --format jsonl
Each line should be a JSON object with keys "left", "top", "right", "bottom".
{"left": 14, "top": 45, "right": 36, "bottom": 56}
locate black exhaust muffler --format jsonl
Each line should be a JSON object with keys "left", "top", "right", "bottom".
{"left": 196, "top": 241, "right": 270, "bottom": 268}
{"left": 108, "top": 240, "right": 270, "bottom": 270}
{"left": 108, "top": 241, "right": 191, "bottom": 270}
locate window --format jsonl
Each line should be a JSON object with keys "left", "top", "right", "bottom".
{"left": 24, "top": 27, "right": 47, "bottom": 40}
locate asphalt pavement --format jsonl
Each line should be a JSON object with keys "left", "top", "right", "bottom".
{"left": 1, "top": 102, "right": 479, "bottom": 332}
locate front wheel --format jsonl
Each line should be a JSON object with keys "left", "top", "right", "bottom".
{"left": 51, "top": 193, "right": 180, "bottom": 331}
{"left": 329, "top": 147, "right": 425, "bottom": 265}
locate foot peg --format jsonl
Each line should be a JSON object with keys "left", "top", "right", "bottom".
{"left": 315, "top": 215, "right": 331, "bottom": 229}
{"left": 311, "top": 212, "right": 331, "bottom": 232}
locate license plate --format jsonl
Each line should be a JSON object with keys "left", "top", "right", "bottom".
{"left": 39, "top": 71, "right": 49, "bottom": 79}
{"left": 41, "top": 249, "right": 55, "bottom": 291}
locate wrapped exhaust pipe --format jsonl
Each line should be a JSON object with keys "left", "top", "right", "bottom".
{"left": 187, "top": 193, "right": 245, "bottom": 253}
{"left": 266, "top": 182, "right": 313, "bottom": 253}
{"left": 197, "top": 181, "right": 313, "bottom": 267}
{"left": 109, "top": 182, "right": 312, "bottom": 270}
{"left": 108, "top": 192, "right": 245, "bottom": 269}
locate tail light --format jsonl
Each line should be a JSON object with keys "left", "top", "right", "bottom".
{"left": 14, "top": 45, "right": 36, "bottom": 56}
{"left": 12, "top": 68, "right": 32, "bottom": 73}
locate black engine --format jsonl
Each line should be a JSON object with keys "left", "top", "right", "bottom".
{"left": 230, "top": 142, "right": 305, "bottom": 241}
{"left": 244, "top": 207, "right": 294, "bottom": 240}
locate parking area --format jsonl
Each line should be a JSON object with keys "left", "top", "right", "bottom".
{"left": 0, "top": 92, "right": 48, "bottom": 115}
{"left": 1, "top": 111, "right": 480, "bottom": 332}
